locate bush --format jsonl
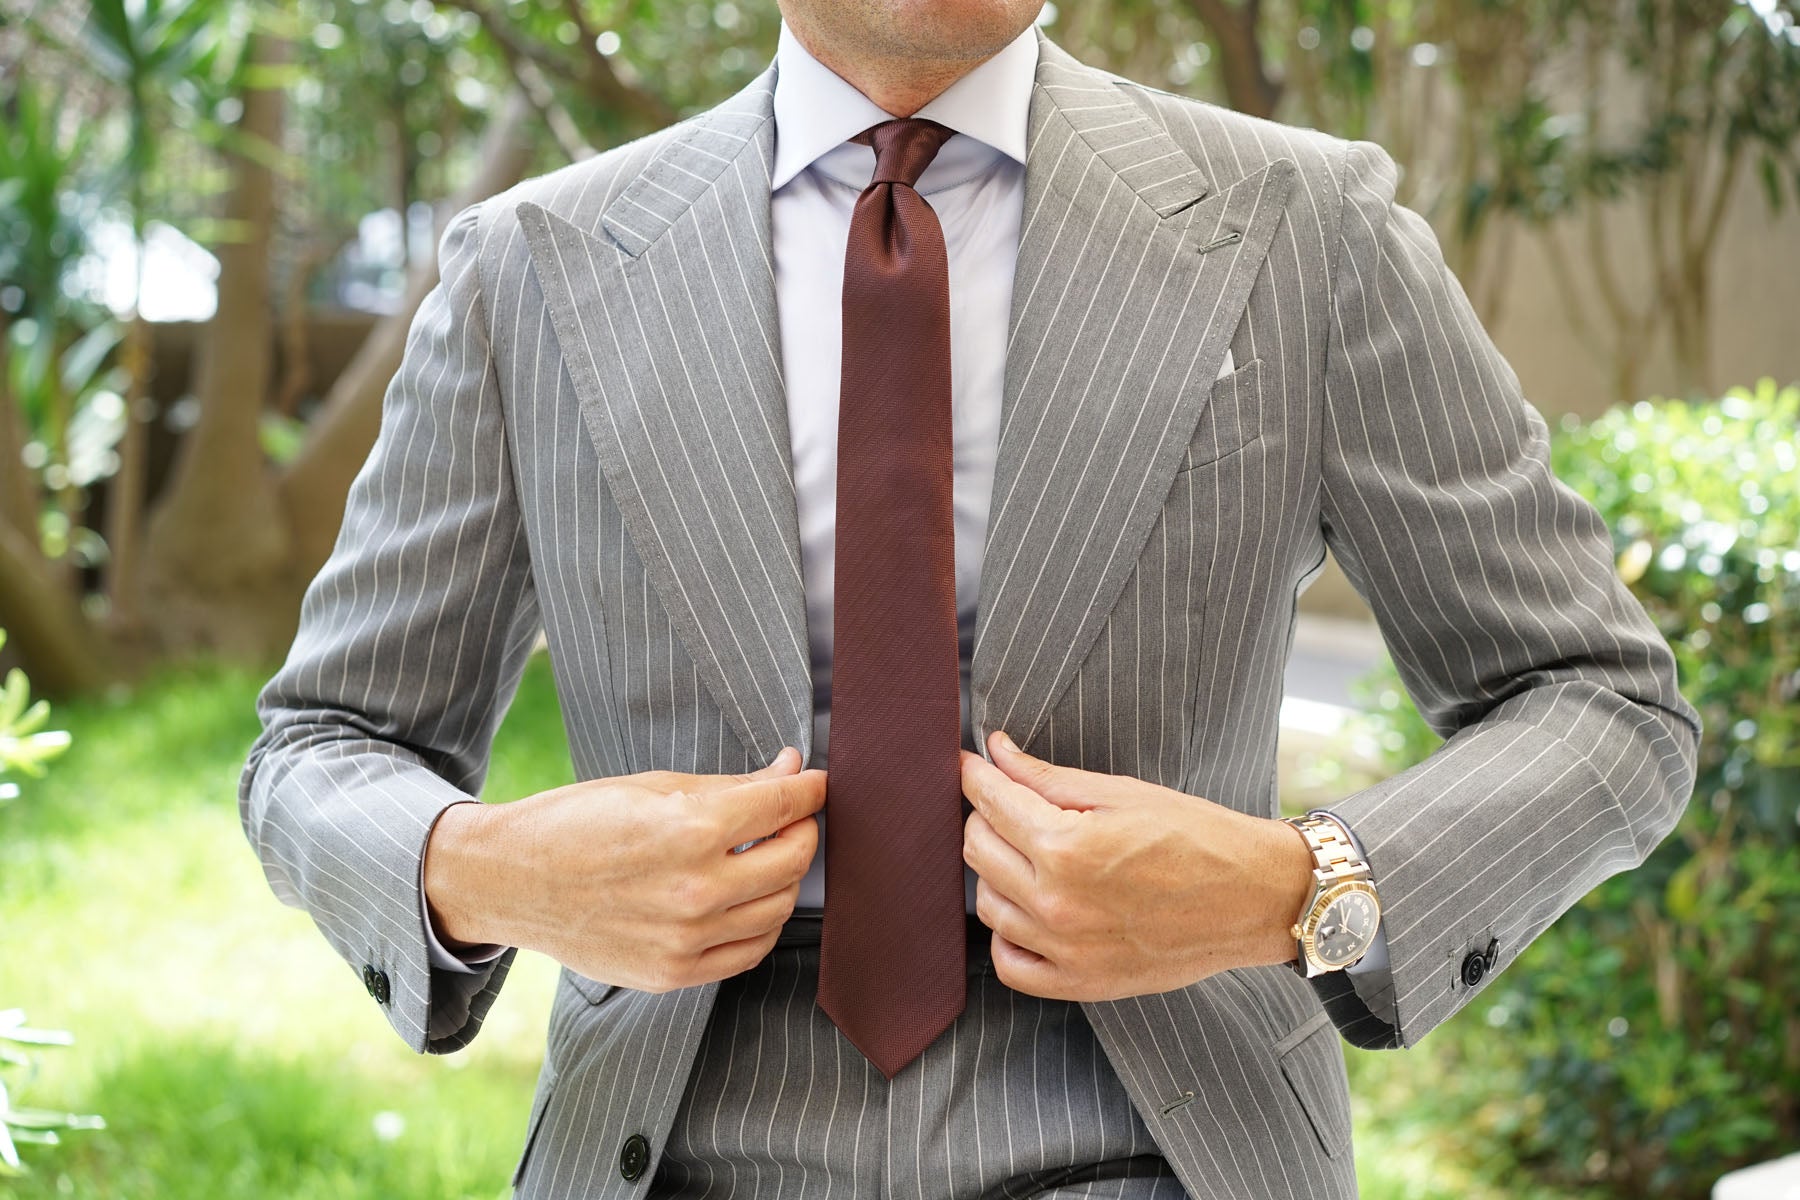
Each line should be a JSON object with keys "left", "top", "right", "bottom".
{"left": 0, "top": 628, "right": 101, "bottom": 1176}
{"left": 1353, "top": 379, "right": 1800, "bottom": 1198}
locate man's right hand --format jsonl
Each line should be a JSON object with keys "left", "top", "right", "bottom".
{"left": 423, "top": 746, "right": 826, "bottom": 993}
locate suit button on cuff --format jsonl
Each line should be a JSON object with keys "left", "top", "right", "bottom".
{"left": 363, "top": 964, "right": 391, "bottom": 1005}
{"left": 619, "top": 1132, "right": 650, "bottom": 1181}
{"left": 1459, "top": 949, "right": 1487, "bottom": 988}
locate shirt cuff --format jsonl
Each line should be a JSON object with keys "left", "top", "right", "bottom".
{"left": 418, "top": 813, "right": 510, "bottom": 974}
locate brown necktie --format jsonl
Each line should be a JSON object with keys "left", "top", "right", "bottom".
{"left": 816, "top": 117, "right": 965, "bottom": 1080}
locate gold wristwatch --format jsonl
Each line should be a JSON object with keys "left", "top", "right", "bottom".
{"left": 1282, "top": 811, "right": 1382, "bottom": 977}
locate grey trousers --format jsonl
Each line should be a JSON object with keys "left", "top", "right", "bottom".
{"left": 647, "top": 915, "right": 1189, "bottom": 1199}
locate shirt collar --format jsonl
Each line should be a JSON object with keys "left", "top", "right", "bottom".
{"left": 770, "top": 19, "right": 1039, "bottom": 193}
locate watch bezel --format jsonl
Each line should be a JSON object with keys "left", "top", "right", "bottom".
{"left": 1294, "top": 878, "right": 1382, "bottom": 970}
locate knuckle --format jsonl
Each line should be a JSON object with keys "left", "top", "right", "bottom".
{"left": 1035, "top": 829, "right": 1075, "bottom": 875}
{"left": 776, "top": 779, "right": 807, "bottom": 827}
{"left": 991, "top": 951, "right": 1020, "bottom": 990}
{"left": 671, "top": 920, "right": 709, "bottom": 958}
{"left": 749, "top": 927, "right": 783, "bottom": 965}
{"left": 786, "top": 834, "right": 815, "bottom": 879}
{"left": 974, "top": 888, "right": 998, "bottom": 927}
{"left": 674, "top": 798, "right": 723, "bottom": 845}
{"left": 1036, "top": 890, "right": 1073, "bottom": 932}
{"left": 692, "top": 874, "right": 724, "bottom": 913}
{"left": 670, "top": 871, "right": 717, "bottom": 917}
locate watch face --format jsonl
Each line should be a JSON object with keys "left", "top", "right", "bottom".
{"left": 1310, "top": 886, "right": 1380, "bottom": 968}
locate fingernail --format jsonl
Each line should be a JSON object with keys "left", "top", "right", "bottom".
{"left": 996, "top": 730, "right": 1017, "bottom": 752}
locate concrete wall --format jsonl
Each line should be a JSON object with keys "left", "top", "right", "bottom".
{"left": 1489, "top": 163, "right": 1800, "bottom": 422}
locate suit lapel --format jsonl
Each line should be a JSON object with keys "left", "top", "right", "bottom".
{"left": 968, "top": 33, "right": 1296, "bottom": 755}
{"left": 515, "top": 65, "right": 818, "bottom": 768}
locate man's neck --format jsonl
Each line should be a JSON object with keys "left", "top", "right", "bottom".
{"left": 780, "top": 16, "right": 1004, "bottom": 117}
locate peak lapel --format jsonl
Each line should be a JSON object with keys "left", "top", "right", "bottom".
{"left": 970, "top": 33, "right": 1297, "bottom": 754}
{"left": 516, "top": 66, "right": 817, "bottom": 767}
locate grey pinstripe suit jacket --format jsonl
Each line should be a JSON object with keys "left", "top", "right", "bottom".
{"left": 239, "top": 27, "right": 1700, "bottom": 1200}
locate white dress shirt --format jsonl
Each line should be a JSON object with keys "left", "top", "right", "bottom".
{"left": 427, "top": 18, "right": 1390, "bottom": 995}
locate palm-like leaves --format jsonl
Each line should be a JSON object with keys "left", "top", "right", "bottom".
{"left": 0, "top": 633, "right": 94, "bottom": 1176}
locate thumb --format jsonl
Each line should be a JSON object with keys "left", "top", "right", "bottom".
{"left": 987, "top": 731, "right": 1105, "bottom": 811}
{"left": 748, "top": 745, "right": 801, "bottom": 778}
{"left": 695, "top": 745, "right": 799, "bottom": 793}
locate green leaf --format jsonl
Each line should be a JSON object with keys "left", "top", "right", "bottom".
{"left": 3, "top": 1108, "right": 101, "bottom": 1131}
{"left": 4, "top": 1128, "right": 59, "bottom": 1147}
{"left": 0, "top": 670, "right": 27, "bottom": 732}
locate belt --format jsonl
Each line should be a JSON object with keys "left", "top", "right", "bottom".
{"left": 776, "top": 910, "right": 993, "bottom": 961}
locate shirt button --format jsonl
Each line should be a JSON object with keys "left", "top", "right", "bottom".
{"left": 362, "top": 964, "right": 378, "bottom": 996}
{"left": 619, "top": 1132, "right": 650, "bottom": 1181}
{"left": 1460, "top": 949, "right": 1487, "bottom": 988}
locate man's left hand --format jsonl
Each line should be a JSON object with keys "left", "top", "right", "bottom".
{"left": 961, "top": 730, "right": 1314, "bottom": 1001}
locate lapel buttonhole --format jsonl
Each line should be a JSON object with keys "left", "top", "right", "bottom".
{"left": 1196, "top": 228, "right": 1243, "bottom": 255}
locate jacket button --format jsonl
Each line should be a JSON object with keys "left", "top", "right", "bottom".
{"left": 619, "top": 1132, "right": 650, "bottom": 1181}
{"left": 1460, "top": 949, "right": 1487, "bottom": 988}
{"left": 363, "top": 964, "right": 391, "bottom": 1005}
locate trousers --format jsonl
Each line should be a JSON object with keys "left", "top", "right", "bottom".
{"left": 646, "top": 914, "right": 1189, "bottom": 1199}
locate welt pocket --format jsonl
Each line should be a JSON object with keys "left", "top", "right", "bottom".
{"left": 1176, "top": 356, "right": 1266, "bottom": 473}
{"left": 1275, "top": 1009, "right": 1353, "bottom": 1159}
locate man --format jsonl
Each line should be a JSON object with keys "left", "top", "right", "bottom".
{"left": 238, "top": 1, "right": 1700, "bottom": 1196}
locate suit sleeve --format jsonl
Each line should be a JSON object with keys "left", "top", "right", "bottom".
{"left": 1303, "top": 139, "right": 1701, "bottom": 1050}
{"left": 1329, "top": 816, "right": 1398, "bottom": 1030}
{"left": 237, "top": 199, "right": 541, "bottom": 1054}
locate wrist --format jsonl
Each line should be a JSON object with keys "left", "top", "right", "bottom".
{"left": 423, "top": 800, "right": 511, "bottom": 950}
{"left": 1254, "top": 816, "right": 1314, "bottom": 967}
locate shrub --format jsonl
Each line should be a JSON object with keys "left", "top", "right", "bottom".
{"left": 0, "top": 628, "right": 101, "bottom": 1176}
{"left": 1352, "top": 379, "right": 1800, "bottom": 1198}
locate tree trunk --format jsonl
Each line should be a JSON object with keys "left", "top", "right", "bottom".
{"left": 0, "top": 523, "right": 111, "bottom": 697}
{"left": 0, "top": 312, "right": 40, "bottom": 540}
{"left": 277, "top": 88, "right": 535, "bottom": 584}
{"left": 139, "top": 32, "right": 298, "bottom": 658}
{"left": 1186, "top": 0, "right": 1280, "bottom": 118}
{"left": 104, "top": 310, "right": 150, "bottom": 634}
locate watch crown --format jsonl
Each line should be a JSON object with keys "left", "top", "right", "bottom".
{"left": 1290, "top": 923, "right": 1303, "bottom": 940}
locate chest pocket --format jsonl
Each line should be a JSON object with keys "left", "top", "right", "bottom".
{"left": 1178, "top": 356, "right": 1265, "bottom": 473}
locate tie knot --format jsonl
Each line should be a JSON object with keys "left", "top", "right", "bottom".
{"left": 852, "top": 118, "right": 955, "bottom": 188}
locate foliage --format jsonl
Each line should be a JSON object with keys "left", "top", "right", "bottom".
{"left": 1353, "top": 379, "right": 1800, "bottom": 1197}
{"left": 0, "top": 632, "right": 71, "bottom": 795}
{"left": 0, "top": 630, "right": 100, "bottom": 1176}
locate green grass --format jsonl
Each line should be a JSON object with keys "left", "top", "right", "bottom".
{"left": 0, "top": 654, "right": 1585, "bottom": 1199}
{"left": 0, "top": 656, "right": 570, "bottom": 1200}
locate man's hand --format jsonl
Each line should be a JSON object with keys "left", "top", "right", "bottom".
{"left": 424, "top": 747, "right": 825, "bottom": 993}
{"left": 961, "top": 730, "right": 1313, "bottom": 1001}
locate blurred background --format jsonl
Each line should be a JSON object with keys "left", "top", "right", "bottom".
{"left": 0, "top": 0, "right": 1796, "bottom": 1197}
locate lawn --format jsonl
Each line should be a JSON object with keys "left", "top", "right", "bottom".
{"left": 0, "top": 655, "right": 1588, "bottom": 1199}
